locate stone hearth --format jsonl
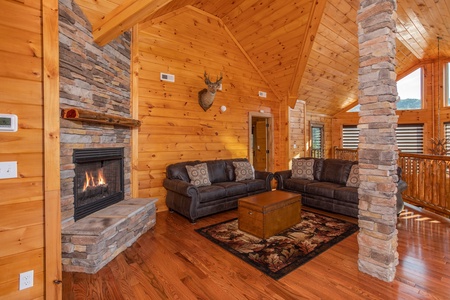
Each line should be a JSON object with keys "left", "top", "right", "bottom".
{"left": 62, "top": 198, "right": 157, "bottom": 273}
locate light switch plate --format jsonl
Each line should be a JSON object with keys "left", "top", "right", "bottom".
{"left": 0, "top": 161, "right": 17, "bottom": 179}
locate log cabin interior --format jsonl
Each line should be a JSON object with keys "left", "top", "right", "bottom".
{"left": 1, "top": 0, "right": 449, "bottom": 299}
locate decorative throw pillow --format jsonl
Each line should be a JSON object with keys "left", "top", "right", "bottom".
{"left": 185, "top": 163, "right": 211, "bottom": 187}
{"left": 346, "top": 164, "right": 360, "bottom": 187}
{"left": 292, "top": 158, "right": 314, "bottom": 180}
{"left": 233, "top": 161, "right": 255, "bottom": 181}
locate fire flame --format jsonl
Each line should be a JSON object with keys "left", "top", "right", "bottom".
{"left": 82, "top": 169, "right": 106, "bottom": 191}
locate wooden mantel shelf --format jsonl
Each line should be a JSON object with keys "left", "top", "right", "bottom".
{"left": 61, "top": 107, "right": 141, "bottom": 128}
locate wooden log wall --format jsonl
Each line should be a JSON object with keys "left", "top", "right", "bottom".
{"left": 289, "top": 101, "right": 307, "bottom": 163}
{"left": 331, "top": 61, "right": 446, "bottom": 153}
{"left": 135, "top": 8, "right": 284, "bottom": 212}
{"left": 306, "top": 112, "right": 332, "bottom": 158}
{"left": 288, "top": 100, "right": 332, "bottom": 164}
{"left": 0, "top": 1, "right": 46, "bottom": 299}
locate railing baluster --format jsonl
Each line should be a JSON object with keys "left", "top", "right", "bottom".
{"left": 334, "top": 147, "right": 450, "bottom": 217}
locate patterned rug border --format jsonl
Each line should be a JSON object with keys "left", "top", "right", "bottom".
{"left": 195, "top": 210, "right": 358, "bottom": 280}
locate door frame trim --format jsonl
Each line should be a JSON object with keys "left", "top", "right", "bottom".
{"left": 248, "top": 111, "right": 274, "bottom": 172}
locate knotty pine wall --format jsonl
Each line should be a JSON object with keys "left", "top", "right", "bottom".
{"left": 288, "top": 100, "right": 332, "bottom": 163}
{"left": 135, "top": 8, "right": 285, "bottom": 212}
{"left": 306, "top": 112, "right": 332, "bottom": 158}
{"left": 0, "top": 1, "right": 45, "bottom": 299}
{"left": 332, "top": 61, "right": 450, "bottom": 154}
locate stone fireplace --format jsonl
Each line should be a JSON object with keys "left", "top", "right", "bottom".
{"left": 73, "top": 148, "right": 124, "bottom": 221}
{"left": 59, "top": 0, "right": 156, "bottom": 274}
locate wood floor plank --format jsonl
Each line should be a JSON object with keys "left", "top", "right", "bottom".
{"left": 63, "top": 205, "right": 450, "bottom": 299}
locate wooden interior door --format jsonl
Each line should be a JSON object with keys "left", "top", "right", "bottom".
{"left": 254, "top": 119, "right": 267, "bottom": 171}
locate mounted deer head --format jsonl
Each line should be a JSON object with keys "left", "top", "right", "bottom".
{"left": 198, "top": 71, "right": 223, "bottom": 111}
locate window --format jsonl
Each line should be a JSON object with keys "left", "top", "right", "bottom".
{"left": 342, "top": 125, "right": 359, "bottom": 149}
{"left": 396, "top": 124, "right": 423, "bottom": 153}
{"left": 397, "top": 68, "right": 422, "bottom": 110}
{"left": 445, "top": 123, "right": 450, "bottom": 155}
{"left": 346, "top": 68, "right": 423, "bottom": 112}
{"left": 310, "top": 123, "right": 324, "bottom": 158}
{"left": 342, "top": 124, "right": 424, "bottom": 153}
{"left": 446, "top": 63, "right": 450, "bottom": 106}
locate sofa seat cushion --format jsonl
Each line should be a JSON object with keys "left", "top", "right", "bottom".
{"left": 198, "top": 185, "right": 227, "bottom": 203}
{"left": 334, "top": 187, "right": 358, "bottom": 204}
{"left": 215, "top": 182, "right": 248, "bottom": 197}
{"left": 239, "top": 179, "right": 266, "bottom": 193}
{"left": 305, "top": 182, "right": 342, "bottom": 199}
{"left": 284, "top": 178, "right": 316, "bottom": 193}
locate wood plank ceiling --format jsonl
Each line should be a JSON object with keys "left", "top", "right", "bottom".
{"left": 74, "top": 0, "right": 450, "bottom": 115}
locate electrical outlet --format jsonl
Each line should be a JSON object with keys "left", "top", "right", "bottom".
{"left": 19, "top": 270, "right": 34, "bottom": 290}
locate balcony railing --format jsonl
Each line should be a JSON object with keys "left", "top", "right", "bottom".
{"left": 334, "top": 147, "right": 450, "bottom": 217}
{"left": 333, "top": 147, "right": 358, "bottom": 161}
{"left": 398, "top": 154, "right": 450, "bottom": 217}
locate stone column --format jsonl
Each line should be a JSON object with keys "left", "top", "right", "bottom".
{"left": 357, "top": 0, "right": 399, "bottom": 281}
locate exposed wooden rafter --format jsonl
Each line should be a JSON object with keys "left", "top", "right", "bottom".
{"left": 92, "top": 0, "right": 185, "bottom": 46}
{"left": 288, "top": 0, "right": 327, "bottom": 108}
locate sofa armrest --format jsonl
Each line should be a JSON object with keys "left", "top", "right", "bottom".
{"left": 274, "top": 170, "right": 292, "bottom": 190}
{"left": 255, "top": 170, "right": 274, "bottom": 191}
{"left": 163, "top": 178, "right": 199, "bottom": 198}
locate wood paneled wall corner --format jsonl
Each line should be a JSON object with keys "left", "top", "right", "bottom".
{"left": 131, "top": 24, "right": 141, "bottom": 199}
{"left": 43, "top": 0, "right": 62, "bottom": 298}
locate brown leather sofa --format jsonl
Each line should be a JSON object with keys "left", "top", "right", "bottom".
{"left": 274, "top": 158, "right": 407, "bottom": 218}
{"left": 163, "top": 158, "right": 273, "bottom": 222}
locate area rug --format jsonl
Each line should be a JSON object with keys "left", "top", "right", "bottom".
{"left": 195, "top": 210, "right": 358, "bottom": 280}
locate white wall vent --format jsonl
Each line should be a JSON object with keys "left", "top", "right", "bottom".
{"left": 258, "top": 91, "right": 267, "bottom": 98}
{"left": 160, "top": 73, "right": 175, "bottom": 82}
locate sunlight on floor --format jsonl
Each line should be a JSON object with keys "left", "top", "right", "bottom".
{"left": 398, "top": 209, "right": 441, "bottom": 224}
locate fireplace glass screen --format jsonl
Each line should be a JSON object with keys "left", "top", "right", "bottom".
{"left": 73, "top": 148, "right": 124, "bottom": 221}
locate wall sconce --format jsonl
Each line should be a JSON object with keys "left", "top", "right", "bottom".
{"left": 220, "top": 105, "right": 227, "bottom": 113}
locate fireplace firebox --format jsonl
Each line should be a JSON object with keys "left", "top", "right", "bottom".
{"left": 73, "top": 148, "right": 124, "bottom": 221}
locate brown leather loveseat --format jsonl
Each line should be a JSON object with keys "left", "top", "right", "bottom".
{"left": 274, "top": 158, "right": 407, "bottom": 218}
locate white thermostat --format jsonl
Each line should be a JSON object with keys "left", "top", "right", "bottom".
{"left": 0, "top": 114, "right": 18, "bottom": 132}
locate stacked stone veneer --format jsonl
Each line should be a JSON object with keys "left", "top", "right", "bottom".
{"left": 62, "top": 198, "right": 157, "bottom": 273}
{"left": 59, "top": 0, "right": 156, "bottom": 273}
{"left": 59, "top": 0, "right": 132, "bottom": 227}
{"left": 357, "top": 0, "right": 399, "bottom": 282}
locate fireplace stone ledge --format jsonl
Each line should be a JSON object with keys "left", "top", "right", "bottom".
{"left": 62, "top": 198, "right": 157, "bottom": 274}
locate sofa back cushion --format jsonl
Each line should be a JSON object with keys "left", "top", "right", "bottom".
{"left": 166, "top": 160, "right": 201, "bottom": 182}
{"left": 321, "top": 159, "right": 354, "bottom": 185}
{"left": 312, "top": 158, "right": 324, "bottom": 181}
{"left": 206, "top": 160, "right": 228, "bottom": 183}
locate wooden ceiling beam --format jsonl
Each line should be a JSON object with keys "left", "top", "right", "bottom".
{"left": 92, "top": 0, "right": 184, "bottom": 46}
{"left": 288, "top": 0, "right": 327, "bottom": 108}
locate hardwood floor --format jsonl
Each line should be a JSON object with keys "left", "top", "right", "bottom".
{"left": 62, "top": 204, "right": 450, "bottom": 299}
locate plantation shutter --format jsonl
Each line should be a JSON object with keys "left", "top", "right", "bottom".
{"left": 396, "top": 124, "right": 423, "bottom": 153}
{"left": 445, "top": 123, "right": 450, "bottom": 155}
{"left": 342, "top": 125, "right": 359, "bottom": 149}
{"left": 311, "top": 123, "right": 324, "bottom": 158}
{"left": 342, "top": 124, "right": 423, "bottom": 153}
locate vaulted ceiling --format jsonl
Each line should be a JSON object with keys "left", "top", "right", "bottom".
{"left": 74, "top": 0, "right": 450, "bottom": 115}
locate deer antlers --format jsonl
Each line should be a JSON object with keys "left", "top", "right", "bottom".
{"left": 198, "top": 72, "right": 223, "bottom": 112}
